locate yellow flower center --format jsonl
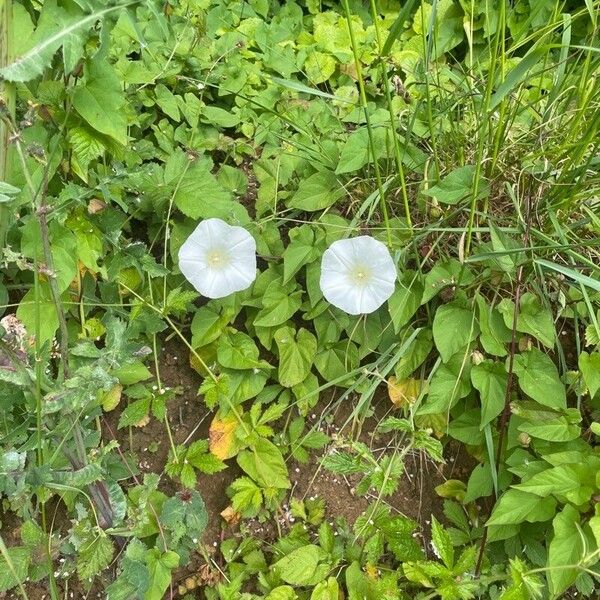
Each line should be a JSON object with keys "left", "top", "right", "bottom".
{"left": 207, "top": 248, "right": 229, "bottom": 268}
{"left": 350, "top": 265, "right": 371, "bottom": 285}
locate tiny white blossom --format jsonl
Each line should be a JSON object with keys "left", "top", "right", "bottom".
{"left": 178, "top": 218, "right": 257, "bottom": 298}
{"left": 319, "top": 236, "right": 396, "bottom": 315}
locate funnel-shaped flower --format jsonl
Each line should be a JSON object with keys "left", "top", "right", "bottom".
{"left": 319, "top": 236, "right": 396, "bottom": 315}
{"left": 178, "top": 218, "right": 256, "bottom": 299}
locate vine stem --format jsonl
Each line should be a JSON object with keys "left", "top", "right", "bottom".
{"left": 475, "top": 177, "right": 533, "bottom": 576}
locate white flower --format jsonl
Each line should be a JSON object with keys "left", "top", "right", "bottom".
{"left": 178, "top": 218, "right": 257, "bottom": 298}
{"left": 319, "top": 236, "right": 396, "bottom": 315}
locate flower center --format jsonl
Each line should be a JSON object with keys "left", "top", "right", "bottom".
{"left": 350, "top": 265, "right": 371, "bottom": 285}
{"left": 206, "top": 248, "right": 230, "bottom": 269}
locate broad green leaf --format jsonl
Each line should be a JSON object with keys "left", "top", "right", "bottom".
{"left": 72, "top": 59, "right": 128, "bottom": 145}
{"left": 422, "top": 260, "right": 473, "bottom": 304}
{"left": 518, "top": 417, "right": 580, "bottom": 442}
{"left": 345, "top": 561, "right": 376, "bottom": 600}
{"left": 144, "top": 549, "right": 179, "bottom": 600}
{"left": 310, "top": 577, "right": 339, "bottom": 600}
{"left": 217, "top": 331, "right": 268, "bottom": 370}
{"left": 419, "top": 352, "right": 472, "bottom": 415}
{"left": 0, "top": 547, "right": 30, "bottom": 593}
{"left": 476, "top": 295, "right": 511, "bottom": 357}
{"left": 432, "top": 301, "right": 479, "bottom": 362}
{"left": 282, "top": 225, "right": 319, "bottom": 284}
{"left": 273, "top": 545, "right": 320, "bottom": 585}
{"left": 16, "top": 284, "right": 59, "bottom": 345}
{"left": 498, "top": 293, "right": 555, "bottom": 348}
{"left": 0, "top": 3, "right": 127, "bottom": 82}
{"left": 514, "top": 464, "right": 593, "bottom": 505}
{"left": 154, "top": 84, "right": 180, "bottom": 121}
{"left": 254, "top": 290, "right": 303, "bottom": 328}
{"left": 486, "top": 489, "right": 556, "bottom": 526}
{"left": 237, "top": 438, "right": 290, "bottom": 489}
{"left": 336, "top": 127, "right": 389, "bottom": 175}
{"left": 191, "top": 305, "right": 234, "bottom": 348}
{"left": 388, "top": 276, "right": 423, "bottom": 333}
{"left": 547, "top": 505, "right": 583, "bottom": 598}
{"left": 579, "top": 352, "right": 600, "bottom": 397}
{"left": 513, "top": 348, "right": 566, "bottom": 409}
{"left": 471, "top": 360, "right": 507, "bottom": 428}
{"left": 288, "top": 170, "right": 344, "bottom": 212}
{"left": 422, "top": 165, "right": 488, "bottom": 205}
{"left": 304, "top": 51, "right": 336, "bottom": 84}
{"left": 274, "top": 326, "right": 317, "bottom": 388}
{"left": 314, "top": 341, "right": 359, "bottom": 382}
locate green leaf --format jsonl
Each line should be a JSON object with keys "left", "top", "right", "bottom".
{"left": 471, "top": 360, "right": 507, "bottom": 428}
{"left": 419, "top": 352, "right": 472, "bottom": 415}
{"left": 518, "top": 417, "right": 580, "bottom": 442}
{"left": 514, "top": 464, "right": 593, "bottom": 505}
{"left": 217, "top": 331, "right": 268, "bottom": 370}
{"left": 0, "top": 3, "right": 127, "bottom": 82}
{"left": 237, "top": 438, "right": 290, "bottom": 489}
{"left": 144, "top": 549, "right": 179, "bottom": 600}
{"left": 579, "top": 352, "right": 600, "bottom": 397}
{"left": 254, "top": 290, "right": 303, "bottom": 328}
{"left": 16, "top": 283, "right": 59, "bottom": 345}
{"left": 431, "top": 516, "right": 454, "bottom": 568}
{"left": 486, "top": 489, "right": 556, "bottom": 526}
{"left": 154, "top": 84, "right": 180, "bottom": 121}
{"left": 547, "top": 505, "right": 583, "bottom": 598}
{"left": 288, "top": 170, "right": 344, "bottom": 212}
{"left": 476, "top": 295, "right": 511, "bottom": 357}
{"left": 72, "top": 59, "right": 128, "bottom": 145}
{"left": 422, "top": 260, "right": 473, "bottom": 304}
{"left": 273, "top": 545, "right": 320, "bottom": 585}
{"left": 432, "top": 301, "right": 479, "bottom": 362}
{"left": 77, "top": 532, "right": 114, "bottom": 581}
{"left": 336, "top": 127, "right": 389, "bottom": 175}
{"left": 304, "top": 51, "right": 336, "bottom": 84}
{"left": 422, "top": 165, "right": 488, "bottom": 205}
{"left": 0, "top": 547, "right": 30, "bottom": 593}
{"left": 513, "top": 348, "right": 566, "bottom": 410}
{"left": 274, "top": 326, "right": 317, "bottom": 388}
{"left": 498, "top": 293, "right": 555, "bottom": 348}
{"left": 388, "top": 277, "right": 422, "bottom": 334}
{"left": 282, "top": 225, "right": 320, "bottom": 284}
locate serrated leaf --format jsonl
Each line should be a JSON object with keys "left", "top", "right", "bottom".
{"left": 0, "top": 3, "right": 127, "bottom": 82}
{"left": 431, "top": 515, "right": 454, "bottom": 568}
{"left": 77, "top": 532, "right": 114, "bottom": 581}
{"left": 579, "top": 351, "right": 600, "bottom": 397}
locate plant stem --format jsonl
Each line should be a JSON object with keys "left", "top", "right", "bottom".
{"left": 341, "top": 0, "right": 391, "bottom": 244}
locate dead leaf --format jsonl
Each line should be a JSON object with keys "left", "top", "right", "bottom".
{"left": 220, "top": 505, "right": 241, "bottom": 526}
{"left": 387, "top": 376, "right": 427, "bottom": 408}
{"left": 209, "top": 413, "right": 238, "bottom": 460}
{"left": 87, "top": 198, "right": 107, "bottom": 214}
{"left": 134, "top": 414, "right": 150, "bottom": 428}
{"left": 102, "top": 384, "right": 122, "bottom": 412}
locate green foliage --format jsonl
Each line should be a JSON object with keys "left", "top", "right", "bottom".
{"left": 1, "top": 0, "right": 599, "bottom": 598}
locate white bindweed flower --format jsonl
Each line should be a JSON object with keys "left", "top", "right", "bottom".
{"left": 178, "top": 218, "right": 257, "bottom": 298}
{"left": 319, "top": 236, "right": 396, "bottom": 315}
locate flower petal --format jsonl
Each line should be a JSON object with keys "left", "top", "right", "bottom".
{"left": 178, "top": 218, "right": 257, "bottom": 298}
{"left": 319, "top": 235, "right": 396, "bottom": 314}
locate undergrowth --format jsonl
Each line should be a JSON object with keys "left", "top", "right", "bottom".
{"left": 1, "top": 0, "right": 600, "bottom": 599}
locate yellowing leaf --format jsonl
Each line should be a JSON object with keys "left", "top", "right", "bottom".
{"left": 387, "top": 376, "right": 427, "bottom": 408}
{"left": 209, "top": 413, "right": 238, "bottom": 460}
{"left": 102, "top": 384, "right": 122, "bottom": 412}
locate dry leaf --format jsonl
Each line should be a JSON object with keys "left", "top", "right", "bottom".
{"left": 87, "top": 198, "right": 107, "bottom": 214}
{"left": 209, "top": 413, "right": 238, "bottom": 460}
{"left": 220, "top": 505, "right": 241, "bottom": 526}
{"left": 102, "top": 383, "right": 122, "bottom": 412}
{"left": 134, "top": 414, "right": 150, "bottom": 428}
{"left": 387, "top": 376, "right": 427, "bottom": 408}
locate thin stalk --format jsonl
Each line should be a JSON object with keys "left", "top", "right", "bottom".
{"left": 341, "top": 0, "right": 391, "bottom": 244}
{"left": 368, "top": 0, "right": 413, "bottom": 233}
